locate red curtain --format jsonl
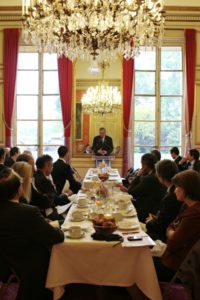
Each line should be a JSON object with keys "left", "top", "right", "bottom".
{"left": 122, "top": 59, "right": 134, "bottom": 176}
{"left": 3, "top": 29, "right": 20, "bottom": 147}
{"left": 58, "top": 57, "right": 73, "bottom": 147}
{"left": 184, "top": 29, "right": 196, "bottom": 153}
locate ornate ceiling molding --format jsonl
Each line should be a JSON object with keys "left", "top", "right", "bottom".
{"left": 0, "top": 5, "right": 200, "bottom": 23}
{"left": 165, "top": 14, "right": 200, "bottom": 22}
{"left": 0, "top": 15, "right": 22, "bottom": 22}
{"left": 164, "top": 6, "right": 200, "bottom": 12}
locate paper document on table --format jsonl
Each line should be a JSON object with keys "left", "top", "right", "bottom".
{"left": 56, "top": 202, "right": 72, "bottom": 215}
{"left": 122, "top": 231, "right": 155, "bottom": 247}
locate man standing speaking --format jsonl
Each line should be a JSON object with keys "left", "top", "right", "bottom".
{"left": 92, "top": 127, "right": 113, "bottom": 156}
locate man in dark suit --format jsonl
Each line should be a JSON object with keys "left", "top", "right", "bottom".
{"left": 187, "top": 149, "right": 200, "bottom": 172}
{"left": 179, "top": 148, "right": 200, "bottom": 172}
{"left": 118, "top": 153, "right": 166, "bottom": 222}
{"left": 4, "top": 146, "right": 20, "bottom": 167}
{"left": 0, "top": 147, "right": 8, "bottom": 172}
{"left": 52, "top": 146, "right": 81, "bottom": 194}
{"left": 170, "top": 146, "right": 182, "bottom": 168}
{"left": 92, "top": 127, "right": 113, "bottom": 156}
{"left": 31, "top": 154, "right": 69, "bottom": 221}
{"left": 0, "top": 168, "right": 64, "bottom": 300}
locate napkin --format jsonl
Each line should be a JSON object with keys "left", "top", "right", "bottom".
{"left": 91, "top": 232, "right": 123, "bottom": 242}
{"left": 56, "top": 203, "right": 72, "bottom": 214}
{"left": 68, "top": 194, "right": 77, "bottom": 202}
{"left": 151, "top": 240, "right": 167, "bottom": 257}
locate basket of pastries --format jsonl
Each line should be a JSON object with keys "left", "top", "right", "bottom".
{"left": 92, "top": 214, "right": 117, "bottom": 234}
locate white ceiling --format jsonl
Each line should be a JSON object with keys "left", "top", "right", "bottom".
{"left": 0, "top": 0, "right": 200, "bottom": 6}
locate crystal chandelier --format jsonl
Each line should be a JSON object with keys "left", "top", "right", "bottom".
{"left": 22, "top": 0, "right": 165, "bottom": 63}
{"left": 81, "top": 83, "right": 121, "bottom": 114}
{"left": 81, "top": 62, "right": 121, "bottom": 114}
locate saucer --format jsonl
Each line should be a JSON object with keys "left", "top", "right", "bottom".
{"left": 122, "top": 210, "right": 137, "bottom": 218}
{"left": 66, "top": 232, "right": 85, "bottom": 239}
{"left": 70, "top": 217, "right": 85, "bottom": 222}
{"left": 117, "top": 220, "right": 140, "bottom": 231}
{"left": 77, "top": 204, "right": 88, "bottom": 209}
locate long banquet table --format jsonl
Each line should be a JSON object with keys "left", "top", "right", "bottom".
{"left": 46, "top": 169, "right": 162, "bottom": 300}
{"left": 82, "top": 168, "right": 122, "bottom": 189}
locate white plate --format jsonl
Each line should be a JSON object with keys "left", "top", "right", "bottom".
{"left": 66, "top": 232, "right": 85, "bottom": 239}
{"left": 118, "top": 220, "right": 140, "bottom": 231}
{"left": 123, "top": 210, "right": 137, "bottom": 218}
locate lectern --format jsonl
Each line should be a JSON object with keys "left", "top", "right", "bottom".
{"left": 93, "top": 156, "right": 115, "bottom": 168}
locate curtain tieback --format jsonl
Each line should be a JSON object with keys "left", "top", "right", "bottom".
{"left": 123, "top": 123, "right": 132, "bottom": 133}
{"left": 64, "top": 121, "right": 71, "bottom": 130}
{"left": 2, "top": 114, "right": 14, "bottom": 131}
{"left": 185, "top": 132, "right": 191, "bottom": 138}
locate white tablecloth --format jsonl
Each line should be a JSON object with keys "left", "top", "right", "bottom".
{"left": 83, "top": 168, "right": 122, "bottom": 189}
{"left": 46, "top": 192, "right": 162, "bottom": 300}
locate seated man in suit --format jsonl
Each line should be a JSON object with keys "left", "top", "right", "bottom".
{"left": 31, "top": 154, "right": 69, "bottom": 221}
{"left": 92, "top": 127, "right": 113, "bottom": 156}
{"left": 118, "top": 153, "right": 166, "bottom": 222}
{"left": 52, "top": 146, "right": 81, "bottom": 194}
{"left": 179, "top": 148, "right": 200, "bottom": 172}
{"left": 0, "top": 168, "right": 64, "bottom": 300}
{"left": 170, "top": 146, "right": 182, "bottom": 168}
{"left": 4, "top": 146, "right": 20, "bottom": 168}
{"left": 0, "top": 147, "right": 8, "bottom": 172}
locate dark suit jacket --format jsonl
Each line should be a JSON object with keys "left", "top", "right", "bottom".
{"left": 0, "top": 201, "right": 64, "bottom": 300}
{"left": 179, "top": 160, "right": 200, "bottom": 172}
{"left": 92, "top": 135, "right": 114, "bottom": 155}
{"left": 0, "top": 163, "right": 8, "bottom": 172}
{"left": 146, "top": 185, "right": 182, "bottom": 242}
{"left": 52, "top": 159, "right": 81, "bottom": 194}
{"left": 4, "top": 156, "right": 15, "bottom": 167}
{"left": 30, "top": 170, "right": 69, "bottom": 220}
{"left": 128, "top": 171, "right": 166, "bottom": 222}
{"left": 174, "top": 155, "right": 182, "bottom": 166}
{"left": 193, "top": 160, "right": 200, "bottom": 172}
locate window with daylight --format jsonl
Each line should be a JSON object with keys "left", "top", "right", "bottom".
{"left": 133, "top": 46, "right": 183, "bottom": 169}
{"left": 14, "top": 50, "right": 64, "bottom": 160}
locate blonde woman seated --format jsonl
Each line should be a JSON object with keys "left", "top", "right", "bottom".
{"left": 12, "top": 162, "right": 32, "bottom": 204}
{"left": 153, "top": 170, "right": 200, "bottom": 282}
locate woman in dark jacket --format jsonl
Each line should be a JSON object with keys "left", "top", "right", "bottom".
{"left": 154, "top": 170, "right": 200, "bottom": 282}
{"left": 146, "top": 159, "right": 182, "bottom": 242}
{"left": 127, "top": 153, "right": 166, "bottom": 222}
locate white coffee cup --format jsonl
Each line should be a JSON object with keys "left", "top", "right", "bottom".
{"left": 72, "top": 211, "right": 83, "bottom": 220}
{"left": 113, "top": 212, "right": 123, "bottom": 222}
{"left": 118, "top": 200, "right": 128, "bottom": 211}
{"left": 78, "top": 198, "right": 87, "bottom": 207}
{"left": 68, "top": 226, "right": 82, "bottom": 238}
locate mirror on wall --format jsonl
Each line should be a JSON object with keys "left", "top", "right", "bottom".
{"left": 72, "top": 59, "right": 123, "bottom": 157}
